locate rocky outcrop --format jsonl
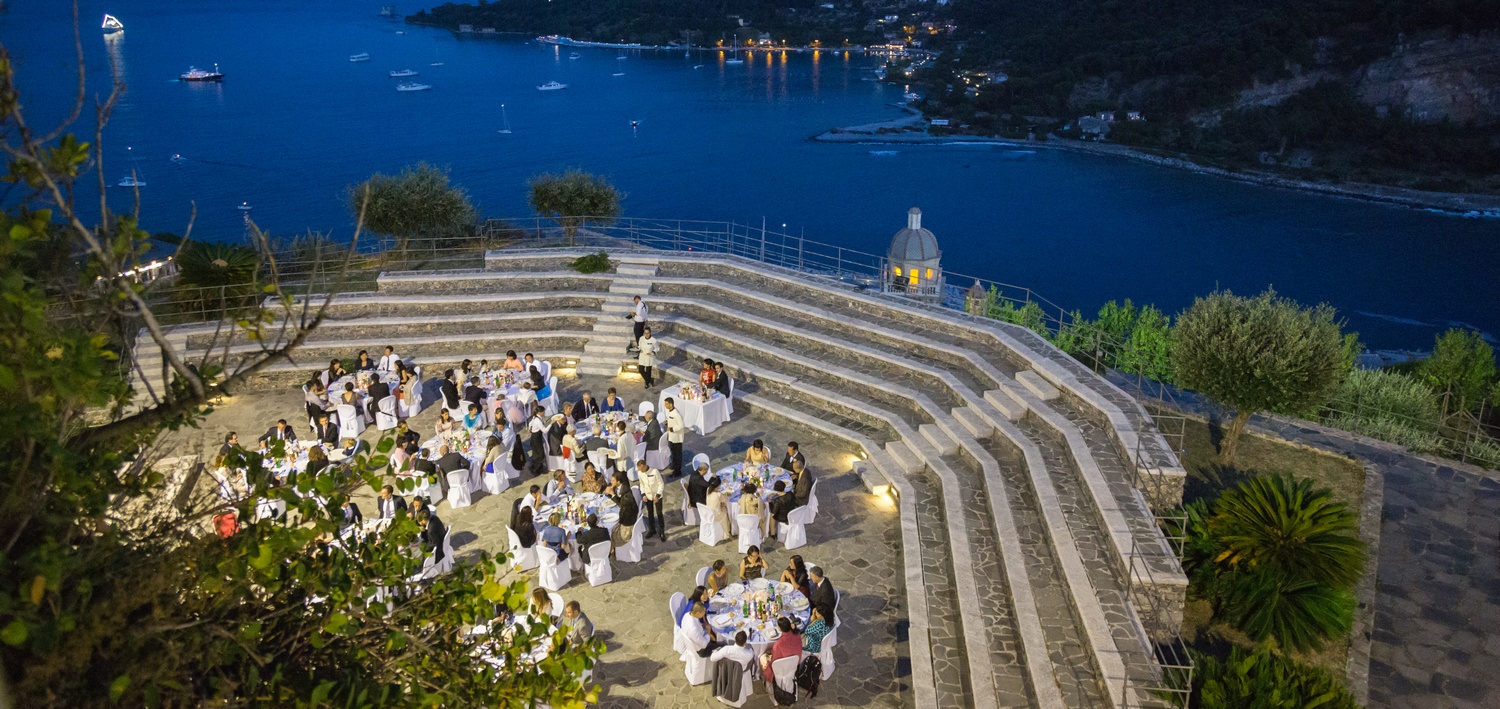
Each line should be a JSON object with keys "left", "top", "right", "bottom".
{"left": 1355, "top": 35, "right": 1500, "bottom": 125}
{"left": 1235, "top": 70, "right": 1337, "bottom": 110}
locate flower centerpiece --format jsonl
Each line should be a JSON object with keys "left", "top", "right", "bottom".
{"left": 679, "top": 383, "right": 706, "bottom": 402}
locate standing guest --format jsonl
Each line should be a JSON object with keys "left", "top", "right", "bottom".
{"left": 561, "top": 601, "right": 595, "bottom": 647}
{"left": 601, "top": 387, "right": 626, "bottom": 413}
{"left": 377, "top": 346, "right": 401, "bottom": 373}
{"left": 418, "top": 509, "right": 448, "bottom": 564}
{"left": 686, "top": 461, "right": 712, "bottom": 516}
{"left": 712, "top": 361, "right": 731, "bottom": 398}
{"left": 355, "top": 350, "right": 376, "bottom": 371}
{"left": 572, "top": 391, "right": 600, "bottom": 421}
{"left": 706, "top": 559, "right": 730, "bottom": 594}
{"left": 663, "top": 397, "right": 685, "bottom": 478}
{"left": 739, "top": 545, "right": 769, "bottom": 581}
{"left": 526, "top": 405, "right": 548, "bottom": 476}
{"left": 609, "top": 472, "right": 639, "bottom": 547}
{"left": 547, "top": 414, "right": 568, "bottom": 459}
{"left": 743, "top": 439, "right": 770, "bottom": 465}
{"left": 366, "top": 376, "right": 392, "bottom": 421}
{"left": 440, "top": 369, "right": 461, "bottom": 411}
{"left": 610, "top": 421, "right": 636, "bottom": 477}
{"left": 760, "top": 617, "right": 802, "bottom": 689}
{"left": 641, "top": 409, "right": 663, "bottom": 459}
{"left": 779, "top": 442, "right": 806, "bottom": 472}
{"left": 626, "top": 294, "right": 649, "bottom": 351}
{"left": 705, "top": 477, "right": 732, "bottom": 539}
{"left": 637, "top": 325, "right": 659, "bottom": 388}
{"left": 314, "top": 412, "right": 340, "bottom": 446}
{"left": 578, "top": 462, "right": 606, "bottom": 494}
{"left": 636, "top": 459, "right": 666, "bottom": 542}
{"left": 503, "top": 350, "right": 525, "bottom": 371}
{"left": 767, "top": 481, "right": 796, "bottom": 538}
{"left": 792, "top": 459, "right": 815, "bottom": 508}
{"left": 541, "top": 512, "right": 569, "bottom": 562}
{"left": 698, "top": 358, "right": 717, "bottom": 389}
{"left": 575, "top": 513, "right": 611, "bottom": 564}
{"left": 808, "top": 565, "right": 837, "bottom": 625}
{"left": 780, "top": 555, "right": 811, "bottom": 598}
{"left": 434, "top": 408, "right": 457, "bottom": 434}
{"left": 377, "top": 484, "right": 407, "bottom": 519}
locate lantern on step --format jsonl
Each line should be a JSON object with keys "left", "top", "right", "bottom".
{"left": 883, "top": 207, "right": 943, "bottom": 300}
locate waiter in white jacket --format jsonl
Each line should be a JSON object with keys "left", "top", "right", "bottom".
{"left": 626, "top": 295, "right": 648, "bottom": 352}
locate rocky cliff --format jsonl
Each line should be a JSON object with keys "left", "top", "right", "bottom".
{"left": 1354, "top": 35, "right": 1500, "bottom": 125}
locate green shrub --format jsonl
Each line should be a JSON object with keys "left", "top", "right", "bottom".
{"left": 1192, "top": 645, "right": 1362, "bottom": 709}
{"left": 985, "top": 294, "right": 1050, "bottom": 337}
{"left": 1323, "top": 368, "right": 1443, "bottom": 452}
{"left": 1464, "top": 435, "right": 1500, "bottom": 470}
{"left": 570, "top": 252, "right": 612, "bottom": 274}
{"left": 1419, "top": 328, "right": 1496, "bottom": 413}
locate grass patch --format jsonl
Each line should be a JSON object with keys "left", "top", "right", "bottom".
{"left": 1173, "top": 413, "right": 1366, "bottom": 678}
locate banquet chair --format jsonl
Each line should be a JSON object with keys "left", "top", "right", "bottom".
{"left": 536, "top": 546, "right": 571, "bottom": 591}
{"left": 445, "top": 470, "right": 473, "bottom": 509}
{"left": 615, "top": 517, "right": 646, "bottom": 563}
{"left": 538, "top": 360, "right": 551, "bottom": 380}
{"left": 683, "top": 633, "right": 713, "bottom": 685}
{"left": 767, "top": 655, "right": 799, "bottom": 701}
{"left": 726, "top": 377, "right": 735, "bottom": 412}
{"left": 632, "top": 484, "right": 642, "bottom": 508}
{"left": 210, "top": 470, "right": 237, "bottom": 504}
{"left": 637, "top": 400, "right": 654, "bottom": 416}
{"left": 736, "top": 513, "right": 763, "bottom": 554}
{"left": 668, "top": 592, "right": 689, "bottom": 655}
{"left": 542, "top": 376, "right": 560, "bottom": 416}
{"left": 445, "top": 400, "right": 467, "bottom": 423}
{"left": 402, "top": 366, "right": 425, "bottom": 418}
{"left": 584, "top": 541, "right": 613, "bottom": 586}
{"left": 695, "top": 565, "right": 711, "bottom": 587}
{"left": 319, "top": 370, "right": 331, "bottom": 388}
{"left": 697, "top": 503, "right": 727, "bottom": 546}
{"left": 779, "top": 505, "right": 814, "bottom": 550}
{"left": 506, "top": 526, "right": 539, "bottom": 571}
{"left": 482, "top": 461, "right": 510, "bottom": 495}
{"left": 375, "top": 396, "right": 400, "bottom": 431}
{"left": 429, "top": 528, "right": 455, "bottom": 577}
{"left": 336, "top": 403, "right": 367, "bottom": 436}
{"left": 716, "top": 652, "right": 755, "bottom": 708}
{"left": 679, "top": 479, "right": 698, "bottom": 525}
{"left": 255, "top": 497, "right": 286, "bottom": 522}
{"left": 691, "top": 452, "right": 711, "bottom": 472}
{"left": 547, "top": 591, "right": 566, "bottom": 617}
{"left": 806, "top": 480, "right": 820, "bottom": 521}
{"left": 416, "top": 473, "right": 444, "bottom": 504}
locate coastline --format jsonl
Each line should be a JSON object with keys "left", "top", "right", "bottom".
{"left": 812, "top": 123, "right": 1500, "bottom": 218}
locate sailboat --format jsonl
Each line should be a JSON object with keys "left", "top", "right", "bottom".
{"left": 612, "top": 57, "right": 625, "bottom": 77}
{"left": 725, "top": 34, "right": 745, "bottom": 64}
{"left": 497, "top": 104, "right": 512, "bottom": 134}
{"left": 102, "top": 14, "right": 123, "bottom": 33}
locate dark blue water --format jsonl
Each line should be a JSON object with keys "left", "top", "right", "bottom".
{"left": 5, "top": 0, "right": 1498, "bottom": 348}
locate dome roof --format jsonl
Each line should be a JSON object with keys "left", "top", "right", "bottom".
{"left": 889, "top": 207, "right": 940, "bottom": 263}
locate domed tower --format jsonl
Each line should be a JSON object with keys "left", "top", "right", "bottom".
{"left": 884, "top": 207, "right": 943, "bottom": 300}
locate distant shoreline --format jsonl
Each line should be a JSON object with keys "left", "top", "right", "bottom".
{"left": 812, "top": 122, "right": 1500, "bottom": 218}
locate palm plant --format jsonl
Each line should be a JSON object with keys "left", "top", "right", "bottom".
{"left": 169, "top": 241, "right": 261, "bottom": 318}
{"left": 1193, "top": 645, "right": 1361, "bottom": 709}
{"left": 1208, "top": 474, "right": 1366, "bottom": 589}
{"left": 1216, "top": 570, "right": 1356, "bottom": 652}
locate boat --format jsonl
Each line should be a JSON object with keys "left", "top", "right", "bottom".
{"left": 350, "top": 53, "right": 370, "bottom": 62}
{"left": 180, "top": 64, "right": 224, "bottom": 82}
{"left": 693, "top": 64, "right": 705, "bottom": 69}
{"left": 389, "top": 69, "right": 418, "bottom": 77}
{"left": 395, "top": 82, "right": 431, "bottom": 92}
{"left": 170, "top": 154, "right": 187, "bottom": 164}
{"left": 117, "top": 174, "right": 145, "bottom": 188}
{"left": 612, "top": 71, "right": 625, "bottom": 77}
{"left": 616, "top": 55, "right": 627, "bottom": 60}
{"left": 395, "top": 30, "right": 406, "bottom": 35}
{"left": 536, "top": 80, "right": 567, "bottom": 91}
{"left": 430, "top": 62, "right": 445, "bottom": 66}
{"left": 725, "top": 34, "right": 745, "bottom": 64}
{"left": 101, "top": 14, "right": 123, "bottom": 33}
{"left": 497, "top": 104, "right": 512, "bottom": 134}
{"left": 238, "top": 202, "right": 253, "bottom": 211}
{"left": 569, "top": 52, "right": 581, "bottom": 60}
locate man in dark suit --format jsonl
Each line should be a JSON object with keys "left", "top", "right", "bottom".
{"left": 366, "top": 378, "right": 392, "bottom": 420}
{"left": 436, "top": 445, "right": 470, "bottom": 476}
{"left": 339, "top": 500, "right": 364, "bottom": 532}
{"left": 260, "top": 419, "right": 297, "bottom": 446}
{"left": 641, "top": 410, "right": 663, "bottom": 453}
{"left": 572, "top": 391, "right": 600, "bottom": 422}
{"left": 463, "top": 376, "right": 486, "bottom": 408}
{"left": 546, "top": 414, "right": 567, "bottom": 457}
{"left": 314, "top": 413, "right": 340, "bottom": 446}
{"left": 685, "top": 463, "right": 711, "bottom": 517}
{"left": 779, "top": 441, "right": 805, "bottom": 472}
{"left": 808, "top": 565, "right": 836, "bottom": 625}
{"left": 412, "top": 449, "right": 439, "bottom": 479}
{"left": 418, "top": 510, "right": 447, "bottom": 564}
{"left": 376, "top": 485, "right": 407, "bottom": 519}
{"left": 792, "top": 460, "right": 815, "bottom": 508}
{"left": 440, "top": 369, "right": 461, "bottom": 411}
{"left": 217, "top": 432, "right": 239, "bottom": 461}
{"left": 575, "top": 513, "right": 611, "bottom": 564}
{"left": 712, "top": 362, "right": 731, "bottom": 398}
{"left": 768, "top": 480, "right": 797, "bottom": 536}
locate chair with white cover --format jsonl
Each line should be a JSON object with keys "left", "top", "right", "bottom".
{"left": 482, "top": 461, "right": 510, "bottom": 495}
{"left": 538, "top": 360, "right": 551, "bottom": 380}
{"left": 336, "top": 403, "right": 367, "bottom": 435}
{"left": 697, "top": 503, "right": 727, "bottom": 546}
{"left": 680, "top": 479, "right": 698, "bottom": 525}
{"left": 615, "top": 516, "right": 646, "bottom": 563}
{"left": 542, "top": 377, "right": 560, "bottom": 417}
{"left": 715, "top": 650, "right": 755, "bottom": 708}
{"left": 778, "top": 505, "right": 813, "bottom": 550}
{"left": 255, "top": 497, "right": 286, "bottom": 521}
{"left": 547, "top": 591, "right": 566, "bottom": 618}
{"left": 536, "top": 546, "right": 571, "bottom": 591}
{"left": 402, "top": 367, "right": 425, "bottom": 418}
{"left": 428, "top": 528, "right": 455, "bottom": 577}
{"left": 695, "top": 565, "right": 711, "bottom": 587}
{"left": 691, "top": 452, "right": 711, "bottom": 472}
{"left": 584, "top": 541, "right": 613, "bottom": 586}
{"left": 668, "top": 592, "right": 689, "bottom": 655}
{"left": 736, "top": 513, "right": 764, "bottom": 553}
{"left": 767, "top": 655, "right": 799, "bottom": 701}
{"left": 445, "top": 470, "right": 473, "bottom": 509}
{"left": 681, "top": 621, "right": 713, "bottom": 685}
{"left": 416, "top": 473, "right": 444, "bottom": 503}
{"left": 506, "top": 526, "right": 539, "bottom": 571}
{"left": 638, "top": 400, "right": 655, "bottom": 417}
{"left": 646, "top": 443, "right": 671, "bottom": 471}
{"left": 807, "top": 479, "right": 820, "bottom": 521}
{"left": 375, "top": 396, "right": 400, "bottom": 431}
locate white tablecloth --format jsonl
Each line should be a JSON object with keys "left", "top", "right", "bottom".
{"left": 707, "top": 579, "right": 811, "bottom": 653}
{"left": 660, "top": 384, "right": 731, "bottom": 435}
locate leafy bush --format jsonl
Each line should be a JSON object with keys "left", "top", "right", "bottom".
{"left": 570, "top": 252, "right": 612, "bottom": 274}
{"left": 985, "top": 292, "right": 1051, "bottom": 337}
{"left": 1464, "top": 435, "right": 1500, "bottom": 470}
{"left": 1054, "top": 299, "right": 1174, "bottom": 381}
{"left": 1191, "top": 645, "right": 1362, "bottom": 709}
{"left": 1322, "top": 368, "right": 1443, "bottom": 452}
{"left": 1419, "top": 328, "right": 1496, "bottom": 414}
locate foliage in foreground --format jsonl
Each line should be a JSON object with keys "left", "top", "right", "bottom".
{"left": 1172, "top": 289, "right": 1348, "bottom": 463}
{"left": 1190, "top": 645, "right": 1362, "bottom": 709}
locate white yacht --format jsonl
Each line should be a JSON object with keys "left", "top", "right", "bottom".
{"left": 180, "top": 64, "right": 224, "bottom": 82}
{"left": 117, "top": 174, "right": 145, "bottom": 188}
{"left": 102, "top": 14, "right": 123, "bottom": 33}
{"left": 350, "top": 53, "right": 371, "bottom": 62}
{"left": 395, "top": 82, "right": 431, "bottom": 92}
{"left": 389, "top": 69, "right": 418, "bottom": 77}
{"left": 536, "top": 80, "right": 567, "bottom": 91}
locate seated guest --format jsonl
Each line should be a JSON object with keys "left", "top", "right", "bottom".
{"left": 561, "top": 425, "right": 581, "bottom": 471}
{"left": 572, "top": 391, "right": 600, "bottom": 421}
{"left": 302, "top": 446, "right": 330, "bottom": 482}
{"left": 575, "top": 513, "right": 611, "bottom": 563}
{"left": 679, "top": 603, "right": 721, "bottom": 665}
{"left": 519, "top": 484, "right": 545, "bottom": 515}
{"left": 743, "top": 439, "right": 770, "bottom": 465}
{"left": 217, "top": 432, "right": 239, "bottom": 462}
{"left": 304, "top": 380, "right": 330, "bottom": 422}
{"left": 355, "top": 350, "right": 376, "bottom": 371}
{"left": 434, "top": 408, "right": 457, "bottom": 434}
{"left": 478, "top": 359, "right": 492, "bottom": 375}
{"left": 398, "top": 365, "right": 417, "bottom": 406}
{"left": 440, "top": 369, "right": 461, "bottom": 411}
{"left": 411, "top": 449, "right": 438, "bottom": 484}
{"left": 677, "top": 587, "right": 709, "bottom": 625}
{"left": 739, "top": 545, "right": 769, "bottom": 581}
{"left": 339, "top": 382, "right": 359, "bottom": 406}
{"left": 792, "top": 459, "right": 815, "bottom": 507}
{"left": 339, "top": 437, "right": 361, "bottom": 458}
{"left": 780, "top": 555, "right": 811, "bottom": 598}
{"left": 523, "top": 352, "right": 538, "bottom": 371}
{"left": 802, "top": 606, "right": 832, "bottom": 655}
{"left": 712, "top": 361, "right": 731, "bottom": 398}
{"left": 366, "top": 377, "right": 392, "bottom": 420}
{"left": 540, "top": 512, "right": 569, "bottom": 562}
{"left": 561, "top": 601, "right": 594, "bottom": 647}
{"left": 325, "top": 358, "right": 347, "bottom": 384}
{"left": 393, "top": 421, "right": 419, "bottom": 448}
{"left": 377, "top": 484, "right": 407, "bottom": 519}
{"left": 760, "top": 617, "right": 801, "bottom": 688}
{"left": 547, "top": 414, "right": 568, "bottom": 457}
{"left": 313, "top": 412, "right": 340, "bottom": 446}
{"left": 436, "top": 444, "right": 469, "bottom": 475}
{"left": 710, "top": 631, "right": 756, "bottom": 706}
{"left": 515, "top": 382, "right": 538, "bottom": 410}
{"left": 458, "top": 358, "right": 474, "bottom": 379}
{"left": 417, "top": 509, "right": 447, "bottom": 564}
{"left": 600, "top": 387, "right": 626, "bottom": 413}
{"left": 545, "top": 469, "right": 572, "bottom": 499}
{"left": 698, "top": 358, "right": 717, "bottom": 389}
{"left": 808, "top": 565, "right": 836, "bottom": 625}
{"left": 780, "top": 441, "right": 806, "bottom": 472}
{"left": 463, "top": 403, "right": 484, "bottom": 429}
{"left": 706, "top": 559, "right": 730, "bottom": 594}
{"left": 335, "top": 501, "right": 361, "bottom": 533}
{"left": 463, "top": 376, "right": 486, "bottom": 408}
{"left": 737, "top": 482, "right": 763, "bottom": 519}
{"left": 705, "top": 477, "right": 732, "bottom": 539}
{"left": 768, "top": 480, "right": 796, "bottom": 538}
{"left": 260, "top": 419, "right": 297, "bottom": 445}
{"left": 377, "top": 345, "right": 401, "bottom": 372}
{"left": 514, "top": 507, "right": 538, "bottom": 548}
{"left": 503, "top": 350, "right": 525, "bottom": 372}
{"left": 529, "top": 587, "right": 555, "bottom": 617}
{"left": 577, "top": 461, "right": 606, "bottom": 494}
{"left": 481, "top": 437, "right": 504, "bottom": 475}
{"left": 531, "top": 367, "right": 550, "bottom": 400}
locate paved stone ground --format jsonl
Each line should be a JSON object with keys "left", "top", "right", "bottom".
{"left": 1110, "top": 376, "right": 1500, "bottom": 709}
{"left": 159, "top": 371, "right": 913, "bottom": 709}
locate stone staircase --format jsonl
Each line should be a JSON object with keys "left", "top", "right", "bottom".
{"left": 577, "top": 259, "right": 657, "bottom": 377}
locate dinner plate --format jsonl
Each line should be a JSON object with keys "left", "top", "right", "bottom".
{"left": 724, "top": 583, "right": 746, "bottom": 596}
{"left": 789, "top": 597, "right": 810, "bottom": 610}
{"left": 749, "top": 578, "right": 771, "bottom": 590}
{"left": 777, "top": 581, "right": 795, "bottom": 594}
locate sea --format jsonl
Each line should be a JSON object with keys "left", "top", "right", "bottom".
{"left": 4, "top": 0, "right": 1498, "bottom": 349}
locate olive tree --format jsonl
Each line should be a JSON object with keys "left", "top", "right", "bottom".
{"left": 528, "top": 169, "right": 622, "bottom": 245}
{"left": 349, "top": 162, "right": 477, "bottom": 253}
{"left": 1172, "top": 289, "right": 1347, "bottom": 463}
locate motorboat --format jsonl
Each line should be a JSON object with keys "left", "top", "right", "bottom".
{"left": 569, "top": 53, "right": 581, "bottom": 60}
{"left": 238, "top": 202, "right": 253, "bottom": 211}
{"left": 102, "top": 14, "right": 123, "bottom": 33}
{"left": 170, "top": 154, "right": 187, "bottom": 164}
{"left": 180, "top": 64, "right": 224, "bottom": 82}
{"left": 430, "top": 62, "right": 445, "bottom": 66}
{"left": 395, "top": 82, "right": 432, "bottom": 92}
{"left": 117, "top": 174, "right": 145, "bottom": 188}
{"left": 350, "top": 53, "right": 371, "bottom": 62}
{"left": 389, "top": 69, "right": 418, "bottom": 77}
{"left": 536, "top": 81, "right": 567, "bottom": 91}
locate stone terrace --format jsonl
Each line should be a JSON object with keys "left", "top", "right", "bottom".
{"left": 139, "top": 248, "right": 1191, "bottom": 709}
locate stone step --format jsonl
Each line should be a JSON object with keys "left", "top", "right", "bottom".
{"left": 576, "top": 364, "right": 622, "bottom": 377}
{"left": 919, "top": 423, "right": 959, "bottom": 456}
{"left": 985, "top": 389, "right": 1028, "bottom": 420}
{"left": 591, "top": 320, "right": 636, "bottom": 334}
{"left": 615, "top": 266, "right": 657, "bottom": 277}
{"left": 884, "top": 439, "right": 923, "bottom": 475}
{"left": 1016, "top": 369, "right": 1061, "bottom": 401}
{"left": 951, "top": 406, "right": 994, "bottom": 439}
